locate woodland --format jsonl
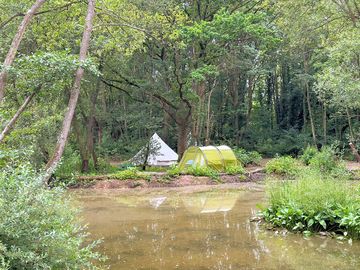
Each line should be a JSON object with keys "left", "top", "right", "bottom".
{"left": 0, "top": 0, "right": 359, "bottom": 177}
{"left": 1, "top": 1, "right": 360, "bottom": 269}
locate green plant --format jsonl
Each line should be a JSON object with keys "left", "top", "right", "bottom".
{"left": 309, "top": 146, "right": 343, "bottom": 174}
{"left": 110, "top": 167, "right": 149, "bottom": 180}
{"left": 0, "top": 161, "right": 103, "bottom": 269}
{"left": 265, "top": 156, "right": 300, "bottom": 175}
{"left": 300, "top": 145, "right": 318, "bottom": 165}
{"left": 167, "top": 164, "right": 182, "bottom": 177}
{"left": 185, "top": 165, "right": 219, "bottom": 180}
{"left": 234, "top": 148, "right": 262, "bottom": 166}
{"left": 225, "top": 164, "right": 246, "bottom": 175}
{"left": 260, "top": 170, "right": 360, "bottom": 238}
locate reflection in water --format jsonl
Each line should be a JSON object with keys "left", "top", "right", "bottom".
{"left": 149, "top": 196, "right": 167, "bottom": 209}
{"left": 74, "top": 190, "right": 360, "bottom": 270}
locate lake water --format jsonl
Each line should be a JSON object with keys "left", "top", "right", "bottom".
{"left": 74, "top": 187, "right": 360, "bottom": 270}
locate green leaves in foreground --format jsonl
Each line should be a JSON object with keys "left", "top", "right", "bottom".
{"left": 0, "top": 161, "right": 104, "bottom": 269}
{"left": 261, "top": 171, "right": 360, "bottom": 239}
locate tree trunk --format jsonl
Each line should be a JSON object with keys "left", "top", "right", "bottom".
{"left": 177, "top": 121, "right": 189, "bottom": 160}
{"left": 0, "top": 0, "right": 46, "bottom": 103}
{"left": 304, "top": 56, "right": 316, "bottom": 145}
{"left": 323, "top": 104, "right": 327, "bottom": 145}
{"left": 205, "top": 81, "right": 216, "bottom": 146}
{"left": 306, "top": 83, "right": 317, "bottom": 145}
{"left": 0, "top": 91, "right": 36, "bottom": 143}
{"left": 346, "top": 107, "right": 354, "bottom": 141}
{"left": 229, "top": 73, "right": 240, "bottom": 145}
{"left": 44, "top": 0, "right": 96, "bottom": 184}
{"left": 349, "top": 142, "right": 360, "bottom": 162}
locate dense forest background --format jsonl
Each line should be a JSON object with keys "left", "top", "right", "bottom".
{"left": 0, "top": 0, "right": 359, "bottom": 174}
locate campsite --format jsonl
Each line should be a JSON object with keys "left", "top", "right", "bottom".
{"left": 1, "top": 0, "right": 360, "bottom": 269}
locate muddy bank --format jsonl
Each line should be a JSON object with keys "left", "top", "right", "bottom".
{"left": 70, "top": 171, "right": 267, "bottom": 189}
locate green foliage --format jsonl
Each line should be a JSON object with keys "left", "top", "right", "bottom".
{"left": 185, "top": 166, "right": 219, "bottom": 180}
{"left": 234, "top": 148, "right": 262, "bottom": 166}
{"left": 309, "top": 146, "right": 348, "bottom": 177}
{"left": 265, "top": 156, "right": 300, "bottom": 176}
{"left": 166, "top": 164, "right": 182, "bottom": 177}
{"left": 300, "top": 145, "right": 318, "bottom": 165}
{"left": 110, "top": 167, "right": 149, "bottom": 181}
{"left": 261, "top": 171, "right": 360, "bottom": 238}
{"left": 225, "top": 164, "right": 246, "bottom": 175}
{"left": 0, "top": 158, "right": 103, "bottom": 269}
{"left": 54, "top": 147, "right": 116, "bottom": 178}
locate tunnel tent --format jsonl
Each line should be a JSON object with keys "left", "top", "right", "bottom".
{"left": 178, "top": 145, "right": 238, "bottom": 171}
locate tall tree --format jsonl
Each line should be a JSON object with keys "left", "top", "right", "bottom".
{"left": 0, "top": 0, "right": 47, "bottom": 103}
{"left": 44, "top": 0, "right": 96, "bottom": 183}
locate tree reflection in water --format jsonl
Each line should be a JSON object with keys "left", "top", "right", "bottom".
{"left": 75, "top": 189, "right": 360, "bottom": 270}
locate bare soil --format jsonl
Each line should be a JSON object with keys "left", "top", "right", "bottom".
{"left": 70, "top": 158, "right": 360, "bottom": 190}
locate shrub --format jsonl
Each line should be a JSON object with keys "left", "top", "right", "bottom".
{"left": 166, "top": 164, "right": 182, "bottom": 177}
{"left": 261, "top": 171, "right": 360, "bottom": 238}
{"left": 0, "top": 163, "right": 103, "bottom": 269}
{"left": 234, "top": 148, "right": 262, "bottom": 166}
{"left": 110, "top": 167, "right": 149, "bottom": 180}
{"left": 185, "top": 166, "right": 219, "bottom": 180}
{"left": 300, "top": 145, "right": 318, "bottom": 165}
{"left": 265, "top": 156, "right": 300, "bottom": 175}
{"left": 309, "top": 146, "right": 341, "bottom": 173}
{"left": 225, "top": 164, "right": 246, "bottom": 175}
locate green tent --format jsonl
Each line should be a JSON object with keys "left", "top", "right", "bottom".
{"left": 178, "top": 145, "right": 238, "bottom": 171}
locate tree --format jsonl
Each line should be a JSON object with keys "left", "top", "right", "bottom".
{"left": 44, "top": 0, "right": 96, "bottom": 183}
{"left": 0, "top": 0, "right": 47, "bottom": 103}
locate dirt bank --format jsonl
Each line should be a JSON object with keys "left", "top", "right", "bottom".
{"left": 70, "top": 171, "right": 267, "bottom": 190}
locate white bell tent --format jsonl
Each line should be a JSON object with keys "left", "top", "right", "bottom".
{"left": 131, "top": 133, "right": 178, "bottom": 166}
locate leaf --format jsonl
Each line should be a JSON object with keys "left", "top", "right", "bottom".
{"left": 307, "top": 218, "right": 314, "bottom": 227}
{"left": 319, "top": 220, "right": 327, "bottom": 229}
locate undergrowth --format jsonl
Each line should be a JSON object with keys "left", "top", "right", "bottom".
{"left": 185, "top": 166, "right": 220, "bottom": 180}
{"left": 225, "top": 164, "right": 246, "bottom": 175}
{"left": 260, "top": 170, "right": 360, "bottom": 239}
{"left": 110, "top": 167, "right": 150, "bottom": 181}
{"left": 234, "top": 148, "right": 262, "bottom": 166}
{"left": 265, "top": 156, "right": 300, "bottom": 176}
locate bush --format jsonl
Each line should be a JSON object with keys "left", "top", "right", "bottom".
{"left": 185, "top": 166, "right": 219, "bottom": 180}
{"left": 166, "top": 164, "right": 182, "bottom": 177}
{"left": 261, "top": 171, "right": 360, "bottom": 238}
{"left": 54, "top": 147, "right": 117, "bottom": 178}
{"left": 309, "top": 146, "right": 341, "bottom": 173}
{"left": 0, "top": 163, "right": 103, "bottom": 269}
{"left": 234, "top": 148, "right": 262, "bottom": 166}
{"left": 110, "top": 167, "right": 149, "bottom": 180}
{"left": 225, "top": 164, "right": 246, "bottom": 175}
{"left": 300, "top": 145, "right": 318, "bottom": 165}
{"left": 265, "top": 156, "right": 300, "bottom": 175}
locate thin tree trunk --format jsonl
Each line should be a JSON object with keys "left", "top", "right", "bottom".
{"left": 0, "top": 91, "right": 36, "bottom": 143}
{"left": 0, "top": 0, "right": 46, "bottom": 103}
{"left": 44, "top": 0, "right": 96, "bottom": 184}
{"left": 304, "top": 56, "right": 316, "bottom": 145}
{"left": 349, "top": 142, "right": 360, "bottom": 162}
{"left": 205, "top": 81, "right": 216, "bottom": 146}
{"left": 306, "top": 83, "right": 317, "bottom": 145}
{"left": 346, "top": 107, "right": 354, "bottom": 141}
{"left": 84, "top": 64, "right": 102, "bottom": 171}
{"left": 323, "top": 104, "right": 327, "bottom": 145}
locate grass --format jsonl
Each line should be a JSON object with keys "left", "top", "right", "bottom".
{"left": 260, "top": 169, "right": 360, "bottom": 238}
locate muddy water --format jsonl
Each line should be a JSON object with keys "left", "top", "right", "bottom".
{"left": 74, "top": 187, "right": 360, "bottom": 270}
